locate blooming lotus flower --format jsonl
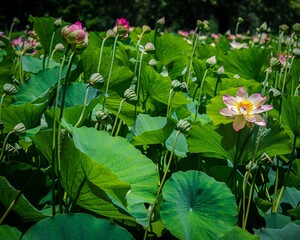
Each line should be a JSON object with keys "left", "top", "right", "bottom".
{"left": 114, "top": 18, "right": 129, "bottom": 38}
{"left": 230, "top": 40, "right": 249, "bottom": 50}
{"left": 220, "top": 87, "right": 273, "bottom": 131}
{"left": 61, "top": 21, "right": 88, "bottom": 54}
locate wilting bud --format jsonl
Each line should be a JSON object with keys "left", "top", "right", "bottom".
{"left": 124, "top": 88, "right": 137, "bottom": 103}
{"left": 13, "top": 123, "right": 26, "bottom": 136}
{"left": 54, "top": 17, "right": 62, "bottom": 28}
{"left": 3, "top": 83, "right": 18, "bottom": 95}
{"left": 202, "top": 20, "right": 210, "bottom": 32}
{"left": 106, "top": 29, "right": 116, "bottom": 38}
{"left": 259, "top": 22, "right": 268, "bottom": 31}
{"left": 144, "top": 42, "right": 155, "bottom": 52}
{"left": 89, "top": 73, "right": 104, "bottom": 89}
{"left": 96, "top": 110, "right": 112, "bottom": 125}
{"left": 156, "top": 17, "right": 165, "bottom": 28}
{"left": 238, "top": 17, "right": 244, "bottom": 23}
{"left": 142, "top": 25, "right": 151, "bottom": 34}
{"left": 171, "top": 79, "right": 182, "bottom": 91}
{"left": 206, "top": 56, "right": 217, "bottom": 68}
{"left": 268, "top": 87, "right": 281, "bottom": 99}
{"left": 216, "top": 66, "right": 225, "bottom": 77}
{"left": 270, "top": 57, "right": 282, "bottom": 71}
{"left": 176, "top": 119, "right": 191, "bottom": 133}
{"left": 180, "top": 82, "right": 188, "bottom": 93}
{"left": 54, "top": 43, "right": 65, "bottom": 52}
{"left": 279, "top": 24, "right": 289, "bottom": 33}
{"left": 293, "top": 23, "right": 300, "bottom": 33}
{"left": 292, "top": 48, "right": 300, "bottom": 58}
{"left": 5, "top": 143, "right": 19, "bottom": 156}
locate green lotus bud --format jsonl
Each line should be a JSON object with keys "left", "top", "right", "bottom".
{"left": 279, "top": 24, "right": 289, "bottom": 33}
{"left": 124, "top": 88, "right": 137, "bottom": 103}
{"left": 5, "top": 143, "right": 19, "bottom": 156}
{"left": 106, "top": 29, "right": 116, "bottom": 38}
{"left": 202, "top": 20, "right": 210, "bottom": 32}
{"left": 180, "top": 82, "right": 188, "bottom": 93}
{"left": 216, "top": 66, "right": 225, "bottom": 77}
{"left": 270, "top": 57, "right": 282, "bottom": 71}
{"left": 156, "top": 17, "right": 165, "bottom": 28}
{"left": 293, "top": 23, "right": 300, "bottom": 33}
{"left": 176, "top": 119, "right": 191, "bottom": 133}
{"left": 238, "top": 17, "right": 244, "bottom": 23}
{"left": 292, "top": 48, "right": 300, "bottom": 58}
{"left": 12, "top": 17, "right": 20, "bottom": 25}
{"left": 117, "top": 25, "right": 127, "bottom": 35}
{"left": 3, "top": 83, "right": 18, "bottom": 95}
{"left": 268, "top": 87, "right": 281, "bottom": 98}
{"left": 89, "top": 73, "right": 104, "bottom": 89}
{"left": 54, "top": 17, "right": 62, "bottom": 28}
{"left": 13, "top": 123, "right": 26, "bottom": 136}
{"left": 142, "top": 25, "right": 151, "bottom": 34}
{"left": 148, "top": 59, "right": 157, "bottom": 66}
{"left": 96, "top": 110, "right": 112, "bottom": 125}
{"left": 171, "top": 79, "right": 182, "bottom": 91}
{"left": 206, "top": 56, "right": 217, "bottom": 68}
{"left": 55, "top": 43, "right": 65, "bottom": 51}
{"left": 260, "top": 22, "right": 268, "bottom": 31}
{"left": 144, "top": 42, "right": 155, "bottom": 52}
{"left": 197, "top": 20, "right": 203, "bottom": 28}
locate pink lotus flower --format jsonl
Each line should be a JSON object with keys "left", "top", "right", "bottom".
{"left": 178, "top": 30, "right": 189, "bottom": 37}
{"left": 114, "top": 18, "right": 129, "bottom": 38}
{"left": 220, "top": 87, "right": 273, "bottom": 131}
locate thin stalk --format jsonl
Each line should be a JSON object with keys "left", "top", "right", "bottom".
{"left": 143, "top": 131, "right": 181, "bottom": 240}
{"left": 214, "top": 77, "right": 220, "bottom": 97}
{"left": 134, "top": 32, "right": 145, "bottom": 75}
{"left": 0, "top": 131, "right": 13, "bottom": 162}
{"left": 261, "top": 68, "right": 270, "bottom": 97}
{"left": 111, "top": 98, "right": 125, "bottom": 135}
{"left": 74, "top": 85, "right": 90, "bottom": 127}
{"left": 0, "top": 93, "right": 6, "bottom": 122}
{"left": 166, "top": 89, "right": 174, "bottom": 116}
{"left": 272, "top": 164, "right": 280, "bottom": 212}
{"left": 47, "top": 31, "right": 56, "bottom": 68}
{"left": 7, "top": 22, "right": 15, "bottom": 41}
{"left": 194, "top": 68, "right": 209, "bottom": 122}
{"left": 97, "top": 37, "right": 107, "bottom": 73}
{"left": 48, "top": 49, "right": 57, "bottom": 68}
{"left": 134, "top": 50, "right": 145, "bottom": 120}
{"left": 281, "top": 33, "right": 294, "bottom": 95}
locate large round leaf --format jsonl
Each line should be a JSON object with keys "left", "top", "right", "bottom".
{"left": 21, "top": 213, "right": 133, "bottom": 240}
{"left": 160, "top": 170, "right": 237, "bottom": 240}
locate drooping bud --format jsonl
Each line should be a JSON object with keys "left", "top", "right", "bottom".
{"left": 270, "top": 57, "right": 282, "bottom": 71}
{"left": 3, "top": 83, "right": 18, "bottom": 95}
{"left": 12, "top": 17, "right": 20, "bottom": 25}
{"left": 106, "top": 29, "right": 117, "bottom": 38}
{"left": 142, "top": 25, "right": 151, "bottom": 34}
{"left": 171, "top": 79, "right": 182, "bottom": 92}
{"left": 176, "top": 119, "right": 191, "bottom": 133}
{"left": 13, "top": 123, "right": 26, "bottom": 136}
{"left": 95, "top": 110, "right": 112, "bottom": 125}
{"left": 148, "top": 59, "right": 157, "bottom": 66}
{"left": 89, "top": 73, "right": 104, "bottom": 89}
{"left": 144, "top": 42, "right": 155, "bottom": 52}
{"left": 279, "top": 24, "right": 289, "bottom": 33}
{"left": 292, "top": 48, "right": 300, "bottom": 58}
{"left": 54, "top": 17, "right": 62, "bottom": 28}
{"left": 124, "top": 88, "right": 137, "bottom": 103}
{"left": 206, "top": 56, "right": 217, "bottom": 68}
{"left": 238, "top": 17, "right": 244, "bottom": 23}
{"left": 156, "top": 17, "right": 165, "bottom": 28}
{"left": 54, "top": 43, "right": 65, "bottom": 52}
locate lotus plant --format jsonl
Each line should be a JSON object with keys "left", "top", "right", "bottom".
{"left": 220, "top": 87, "right": 273, "bottom": 131}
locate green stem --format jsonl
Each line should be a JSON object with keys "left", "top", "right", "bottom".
{"left": 143, "top": 131, "right": 181, "bottom": 240}
{"left": 0, "top": 131, "right": 13, "bottom": 162}
{"left": 281, "top": 33, "right": 294, "bottom": 95}
{"left": 134, "top": 50, "right": 144, "bottom": 120}
{"left": 70, "top": 176, "right": 87, "bottom": 213}
{"left": 74, "top": 85, "right": 90, "bottom": 127}
{"left": 194, "top": 68, "right": 209, "bottom": 122}
{"left": 214, "top": 77, "right": 220, "bottom": 97}
{"left": 48, "top": 49, "right": 57, "bottom": 68}
{"left": 8, "top": 22, "right": 15, "bottom": 41}
{"left": 134, "top": 32, "right": 144, "bottom": 75}
{"left": 0, "top": 93, "right": 6, "bottom": 122}
{"left": 235, "top": 22, "right": 240, "bottom": 37}
{"left": 261, "top": 67, "right": 270, "bottom": 97}
{"left": 97, "top": 37, "right": 107, "bottom": 73}
{"left": 272, "top": 160, "right": 280, "bottom": 212}
{"left": 111, "top": 98, "right": 125, "bottom": 136}
{"left": 166, "top": 89, "right": 174, "bottom": 116}
{"left": 47, "top": 31, "right": 56, "bottom": 68}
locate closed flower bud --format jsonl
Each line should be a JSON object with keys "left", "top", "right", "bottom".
{"left": 260, "top": 22, "right": 268, "bottom": 31}
{"left": 54, "top": 17, "right": 62, "bottom": 28}
{"left": 176, "top": 119, "right": 191, "bottom": 133}
{"left": 156, "top": 17, "right": 165, "bottom": 28}
{"left": 144, "top": 42, "right": 155, "bottom": 52}
{"left": 116, "top": 25, "right": 127, "bottom": 35}
{"left": 124, "top": 88, "right": 137, "bottom": 103}
{"left": 148, "top": 59, "right": 157, "bottom": 66}
{"left": 5, "top": 143, "right": 19, "bottom": 156}
{"left": 279, "top": 24, "right": 289, "bottom": 32}
{"left": 206, "top": 56, "right": 217, "bottom": 68}
{"left": 171, "top": 79, "right": 182, "bottom": 91}
{"left": 13, "top": 123, "right": 26, "bottom": 136}
{"left": 197, "top": 20, "right": 203, "bottom": 28}
{"left": 238, "top": 17, "right": 244, "bottom": 23}
{"left": 54, "top": 43, "right": 65, "bottom": 51}
{"left": 3, "top": 83, "right": 18, "bottom": 95}
{"left": 180, "top": 82, "right": 188, "bottom": 93}
{"left": 89, "top": 73, "right": 104, "bottom": 89}
{"left": 142, "top": 25, "right": 151, "bottom": 34}
{"left": 12, "top": 17, "right": 20, "bottom": 24}
{"left": 292, "top": 48, "right": 300, "bottom": 58}
{"left": 293, "top": 23, "right": 300, "bottom": 33}
{"left": 96, "top": 110, "right": 112, "bottom": 125}
{"left": 216, "top": 66, "right": 225, "bottom": 77}
{"left": 270, "top": 57, "right": 282, "bottom": 71}
{"left": 268, "top": 87, "right": 281, "bottom": 98}
{"left": 106, "top": 29, "right": 116, "bottom": 38}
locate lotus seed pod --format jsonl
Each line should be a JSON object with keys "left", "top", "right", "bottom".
{"left": 55, "top": 43, "right": 65, "bottom": 52}
{"left": 148, "top": 59, "right": 157, "bottom": 66}
{"left": 292, "top": 48, "right": 300, "bottom": 58}
{"left": 89, "top": 73, "right": 104, "bottom": 89}
{"left": 144, "top": 42, "right": 155, "bottom": 52}
{"left": 124, "top": 88, "right": 137, "bottom": 103}
{"left": 279, "top": 24, "right": 289, "bottom": 33}
{"left": 3, "top": 83, "right": 18, "bottom": 95}
{"left": 95, "top": 110, "right": 112, "bottom": 125}
{"left": 206, "top": 56, "right": 217, "bottom": 68}
{"left": 176, "top": 119, "right": 191, "bottom": 133}
{"left": 142, "top": 25, "right": 151, "bottom": 34}
{"left": 13, "top": 123, "right": 26, "bottom": 136}
{"left": 171, "top": 80, "right": 182, "bottom": 92}
{"left": 270, "top": 57, "right": 282, "bottom": 71}
{"left": 5, "top": 143, "right": 19, "bottom": 156}
{"left": 12, "top": 17, "right": 20, "bottom": 24}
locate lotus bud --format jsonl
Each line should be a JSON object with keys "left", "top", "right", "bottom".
{"left": 292, "top": 48, "right": 300, "bottom": 58}
{"left": 12, "top": 17, "right": 20, "bottom": 25}
{"left": 116, "top": 25, "right": 127, "bottom": 35}
{"left": 197, "top": 20, "right": 203, "bottom": 29}
{"left": 0, "top": 40, "right": 5, "bottom": 48}
{"left": 156, "top": 17, "right": 165, "bottom": 28}
{"left": 176, "top": 119, "right": 191, "bottom": 133}
{"left": 270, "top": 57, "right": 282, "bottom": 71}
{"left": 13, "top": 123, "right": 26, "bottom": 136}
{"left": 216, "top": 66, "right": 225, "bottom": 77}
{"left": 148, "top": 59, "right": 157, "bottom": 66}
{"left": 206, "top": 56, "right": 217, "bottom": 68}
{"left": 144, "top": 42, "right": 155, "bottom": 52}
{"left": 54, "top": 17, "right": 62, "bottom": 28}
{"left": 96, "top": 110, "right": 112, "bottom": 125}
{"left": 124, "top": 88, "right": 137, "bottom": 103}
{"left": 55, "top": 43, "right": 65, "bottom": 52}
{"left": 142, "top": 25, "right": 151, "bottom": 34}
{"left": 180, "top": 82, "right": 188, "bottom": 93}
{"left": 3, "top": 83, "right": 18, "bottom": 95}
{"left": 268, "top": 87, "right": 281, "bottom": 99}
{"left": 238, "top": 17, "right": 244, "bottom": 23}
{"left": 293, "top": 23, "right": 300, "bottom": 33}
{"left": 5, "top": 143, "right": 19, "bottom": 156}
{"left": 106, "top": 29, "right": 116, "bottom": 38}
{"left": 89, "top": 73, "right": 104, "bottom": 89}
{"left": 171, "top": 80, "right": 182, "bottom": 91}
{"left": 259, "top": 22, "right": 268, "bottom": 32}
{"left": 279, "top": 24, "right": 289, "bottom": 33}
{"left": 202, "top": 20, "right": 210, "bottom": 32}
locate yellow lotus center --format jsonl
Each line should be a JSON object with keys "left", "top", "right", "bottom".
{"left": 238, "top": 99, "right": 253, "bottom": 115}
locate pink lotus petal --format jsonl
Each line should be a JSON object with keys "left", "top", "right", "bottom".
{"left": 251, "top": 104, "right": 273, "bottom": 114}
{"left": 220, "top": 108, "right": 235, "bottom": 117}
{"left": 251, "top": 95, "right": 267, "bottom": 107}
{"left": 69, "top": 21, "right": 83, "bottom": 32}
{"left": 233, "top": 115, "right": 246, "bottom": 131}
{"left": 236, "top": 87, "right": 248, "bottom": 101}
{"left": 223, "top": 95, "right": 238, "bottom": 107}
{"left": 229, "top": 106, "right": 239, "bottom": 114}
{"left": 244, "top": 114, "right": 257, "bottom": 123}
{"left": 253, "top": 114, "right": 266, "bottom": 126}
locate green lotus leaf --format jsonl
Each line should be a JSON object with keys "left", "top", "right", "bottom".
{"left": 160, "top": 170, "right": 237, "bottom": 240}
{"left": 0, "top": 225, "right": 22, "bottom": 240}
{"left": 255, "top": 222, "right": 300, "bottom": 240}
{"left": 21, "top": 213, "right": 133, "bottom": 240}
{"left": 219, "top": 226, "right": 259, "bottom": 240}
